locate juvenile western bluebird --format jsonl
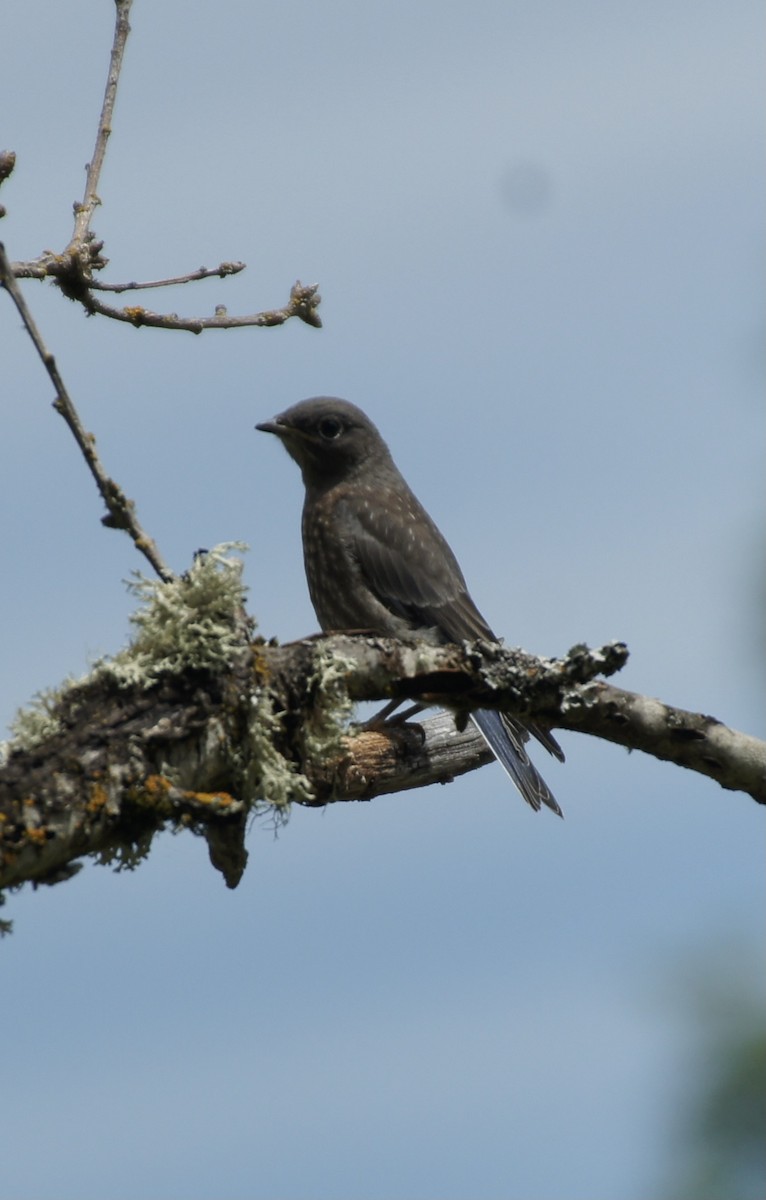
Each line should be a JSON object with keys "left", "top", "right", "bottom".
{"left": 256, "top": 397, "right": 564, "bottom": 814}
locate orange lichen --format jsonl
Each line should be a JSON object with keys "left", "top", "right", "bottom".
{"left": 144, "top": 774, "right": 172, "bottom": 798}
{"left": 183, "top": 790, "right": 235, "bottom": 808}
{"left": 86, "top": 782, "right": 109, "bottom": 813}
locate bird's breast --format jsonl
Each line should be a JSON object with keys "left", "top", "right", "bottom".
{"left": 301, "top": 485, "right": 420, "bottom": 638}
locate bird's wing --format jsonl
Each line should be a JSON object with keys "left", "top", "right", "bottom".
{"left": 337, "top": 488, "right": 495, "bottom": 641}
{"left": 339, "top": 489, "right": 565, "bottom": 793}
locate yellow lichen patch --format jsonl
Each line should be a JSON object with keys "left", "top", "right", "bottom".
{"left": 144, "top": 774, "right": 172, "bottom": 798}
{"left": 131, "top": 775, "right": 240, "bottom": 823}
{"left": 25, "top": 827, "right": 48, "bottom": 845}
{"left": 183, "top": 790, "right": 235, "bottom": 808}
{"left": 251, "top": 643, "right": 272, "bottom": 682}
{"left": 123, "top": 305, "right": 146, "bottom": 325}
{"left": 86, "top": 782, "right": 109, "bottom": 813}
{"left": 135, "top": 774, "right": 175, "bottom": 814}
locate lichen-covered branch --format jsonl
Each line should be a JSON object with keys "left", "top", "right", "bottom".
{"left": 0, "top": 550, "right": 265, "bottom": 904}
{"left": 0, "top": 670, "right": 250, "bottom": 893}
{"left": 265, "top": 634, "right": 765, "bottom": 804}
{"left": 2, "top": 572, "right": 763, "bottom": 920}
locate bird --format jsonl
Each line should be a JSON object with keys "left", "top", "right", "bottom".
{"left": 256, "top": 397, "right": 564, "bottom": 814}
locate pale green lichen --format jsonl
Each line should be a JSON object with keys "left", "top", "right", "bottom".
{"left": 2, "top": 680, "right": 78, "bottom": 755}
{"left": 300, "top": 641, "right": 355, "bottom": 769}
{"left": 243, "top": 690, "right": 314, "bottom": 819}
{"left": 1, "top": 544, "right": 249, "bottom": 758}
{"left": 98, "top": 542, "right": 250, "bottom": 687}
{"left": 235, "top": 640, "right": 356, "bottom": 822}
{"left": 1, "top": 545, "right": 355, "bottom": 828}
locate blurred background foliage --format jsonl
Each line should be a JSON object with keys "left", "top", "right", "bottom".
{"left": 660, "top": 946, "right": 766, "bottom": 1200}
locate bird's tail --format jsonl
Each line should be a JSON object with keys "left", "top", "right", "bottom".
{"left": 471, "top": 709, "right": 563, "bottom": 816}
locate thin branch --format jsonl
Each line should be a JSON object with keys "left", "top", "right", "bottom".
{"left": 8, "top": 255, "right": 322, "bottom": 329}
{"left": 0, "top": 242, "right": 173, "bottom": 582}
{"left": 3, "top": 2, "right": 321, "bottom": 332}
{"left": 68, "top": 0, "right": 133, "bottom": 251}
{"left": 81, "top": 279, "right": 323, "bottom": 332}
{"left": 8, "top": 2, "right": 322, "bottom": 333}
{"left": 88, "top": 261, "right": 246, "bottom": 292}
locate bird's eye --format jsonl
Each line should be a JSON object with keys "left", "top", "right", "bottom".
{"left": 318, "top": 416, "right": 344, "bottom": 440}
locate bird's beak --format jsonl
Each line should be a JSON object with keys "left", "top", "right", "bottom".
{"left": 255, "top": 418, "right": 286, "bottom": 437}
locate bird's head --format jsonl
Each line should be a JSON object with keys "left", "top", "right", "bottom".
{"left": 256, "top": 397, "right": 391, "bottom": 488}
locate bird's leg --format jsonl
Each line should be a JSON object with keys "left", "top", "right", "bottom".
{"left": 361, "top": 699, "right": 427, "bottom": 729}
{"left": 391, "top": 702, "right": 427, "bottom": 722}
{"left": 361, "top": 698, "right": 403, "bottom": 728}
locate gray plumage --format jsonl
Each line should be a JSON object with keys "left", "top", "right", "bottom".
{"left": 257, "top": 396, "right": 563, "bottom": 814}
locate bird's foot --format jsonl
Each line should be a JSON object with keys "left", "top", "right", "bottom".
{"left": 360, "top": 699, "right": 427, "bottom": 730}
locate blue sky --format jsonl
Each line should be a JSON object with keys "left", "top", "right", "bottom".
{"left": 1, "top": 3, "right": 764, "bottom": 1199}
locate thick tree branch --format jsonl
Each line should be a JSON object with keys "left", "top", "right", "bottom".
{"left": 268, "top": 635, "right": 765, "bottom": 802}
{"left": 2, "top": 629, "right": 762, "bottom": 911}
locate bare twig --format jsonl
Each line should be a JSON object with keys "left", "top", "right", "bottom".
{"left": 10, "top": 253, "right": 91, "bottom": 281}
{"left": 67, "top": 0, "right": 133, "bottom": 253}
{"left": 0, "top": 242, "right": 173, "bottom": 582}
{"left": 81, "top": 279, "right": 322, "bottom": 332}
{"left": 8, "top": 254, "right": 322, "bottom": 329}
{"left": 88, "top": 261, "right": 246, "bottom": 292}
{"left": 3, "top": 1, "right": 322, "bottom": 331}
